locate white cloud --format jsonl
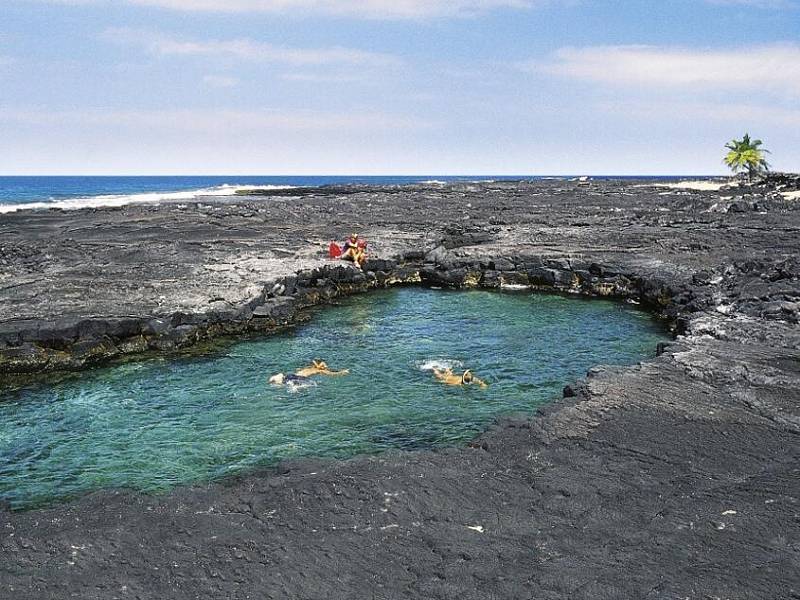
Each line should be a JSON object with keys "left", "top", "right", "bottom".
{"left": 705, "top": 0, "right": 794, "bottom": 8}
{"left": 597, "top": 100, "right": 800, "bottom": 128}
{"left": 0, "top": 107, "right": 429, "bottom": 133}
{"left": 102, "top": 27, "right": 401, "bottom": 67}
{"left": 703, "top": 103, "right": 800, "bottom": 126}
{"left": 26, "top": 0, "right": 534, "bottom": 18}
{"left": 528, "top": 44, "right": 800, "bottom": 95}
{"left": 280, "top": 72, "right": 362, "bottom": 83}
{"left": 30, "top": 0, "right": 796, "bottom": 13}
{"left": 202, "top": 75, "right": 239, "bottom": 88}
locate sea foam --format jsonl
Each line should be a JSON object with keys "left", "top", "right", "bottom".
{"left": 287, "top": 379, "right": 318, "bottom": 393}
{"left": 0, "top": 184, "right": 295, "bottom": 214}
{"left": 418, "top": 359, "right": 464, "bottom": 372}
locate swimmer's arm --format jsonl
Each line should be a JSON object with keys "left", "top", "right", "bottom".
{"left": 432, "top": 368, "right": 447, "bottom": 380}
{"left": 474, "top": 377, "right": 489, "bottom": 388}
{"left": 323, "top": 368, "right": 350, "bottom": 376}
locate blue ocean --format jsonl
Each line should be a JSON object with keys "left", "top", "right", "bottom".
{"left": 0, "top": 175, "right": 698, "bottom": 213}
{"left": 0, "top": 176, "right": 510, "bottom": 213}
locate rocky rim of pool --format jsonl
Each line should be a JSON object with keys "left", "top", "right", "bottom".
{"left": 0, "top": 286, "right": 670, "bottom": 510}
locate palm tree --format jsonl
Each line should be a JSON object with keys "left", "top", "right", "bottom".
{"left": 724, "top": 134, "right": 770, "bottom": 181}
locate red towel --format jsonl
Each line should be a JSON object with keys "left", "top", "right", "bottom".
{"left": 328, "top": 242, "right": 342, "bottom": 258}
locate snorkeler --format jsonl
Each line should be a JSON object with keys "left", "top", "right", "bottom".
{"left": 294, "top": 359, "right": 350, "bottom": 378}
{"left": 340, "top": 234, "right": 367, "bottom": 268}
{"left": 268, "top": 373, "right": 310, "bottom": 385}
{"left": 269, "top": 360, "right": 348, "bottom": 388}
{"left": 432, "top": 368, "right": 488, "bottom": 389}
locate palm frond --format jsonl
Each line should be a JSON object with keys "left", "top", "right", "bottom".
{"left": 723, "top": 134, "right": 770, "bottom": 177}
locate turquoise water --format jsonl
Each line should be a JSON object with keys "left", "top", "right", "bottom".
{"left": 0, "top": 289, "right": 669, "bottom": 510}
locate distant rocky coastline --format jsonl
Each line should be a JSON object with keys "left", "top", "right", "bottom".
{"left": 1, "top": 175, "right": 798, "bottom": 599}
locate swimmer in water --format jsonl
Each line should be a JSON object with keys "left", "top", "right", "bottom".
{"left": 294, "top": 359, "right": 349, "bottom": 378}
{"left": 269, "top": 360, "right": 348, "bottom": 387}
{"left": 432, "top": 368, "right": 488, "bottom": 389}
{"left": 268, "top": 373, "right": 310, "bottom": 386}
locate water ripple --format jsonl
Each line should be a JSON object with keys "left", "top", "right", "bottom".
{"left": 0, "top": 288, "right": 669, "bottom": 510}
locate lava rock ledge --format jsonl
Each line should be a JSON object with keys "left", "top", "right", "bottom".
{"left": 0, "top": 177, "right": 798, "bottom": 599}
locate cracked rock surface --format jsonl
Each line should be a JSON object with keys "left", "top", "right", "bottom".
{"left": 1, "top": 178, "right": 799, "bottom": 599}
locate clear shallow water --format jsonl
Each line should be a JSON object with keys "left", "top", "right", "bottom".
{"left": 0, "top": 289, "right": 669, "bottom": 510}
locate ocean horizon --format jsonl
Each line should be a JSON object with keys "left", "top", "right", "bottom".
{"left": 0, "top": 175, "right": 719, "bottom": 213}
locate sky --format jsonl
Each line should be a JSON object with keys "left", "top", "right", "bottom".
{"left": 0, "top": 0, "right": 798, "bottom": 175}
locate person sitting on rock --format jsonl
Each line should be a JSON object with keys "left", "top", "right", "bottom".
{"left": 295, "top": 359, "right": 350, "bottom": 378}
{"left": 432, "top": 367, "right": 488, "bottom": 388}
{"left": 340, "top": 233, "right": 367, "bottom": 269}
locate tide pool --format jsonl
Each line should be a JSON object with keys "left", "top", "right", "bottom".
{"left": 0, "top": 288, "right": 669, "bottom": 510}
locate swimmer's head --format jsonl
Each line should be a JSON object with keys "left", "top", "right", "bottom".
{"left": 462, "top": 370, "right": 474, "bottom": 384}
{"left": 313, "top": 359, "right": 327, "bottom": 369}
{"left": 350, "top": 233, "right": 358, "bottom": 241}
{"left": 269, "top": 373, "right": 285, "bottom": 385}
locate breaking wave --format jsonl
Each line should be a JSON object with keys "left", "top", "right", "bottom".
{"left": 417, "top": 359, "right": 464, "bottom": 372}
{"left": 0, "top": 184, "right": 296, "bottom": 214}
